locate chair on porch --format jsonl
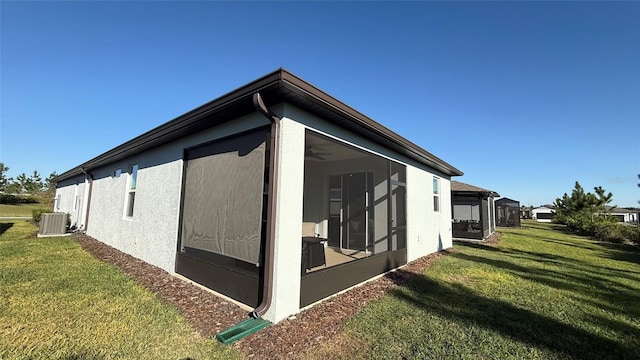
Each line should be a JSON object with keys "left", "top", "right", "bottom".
{"left": 301, "top": 222, "right": 326, "bottom": 271}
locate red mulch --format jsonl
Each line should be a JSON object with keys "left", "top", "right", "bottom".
{"left": 74, "top": 233, "right": 496, "bottom": 359}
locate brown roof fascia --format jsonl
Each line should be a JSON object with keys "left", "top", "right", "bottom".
{"left": 56, "top": 68, "right": 462, "bottom": 182}
{"left": 279, "top": 69, "right": 463, "bottom": 176}
{"left": 55, "top": 70, "right": 284, "bottom": 182}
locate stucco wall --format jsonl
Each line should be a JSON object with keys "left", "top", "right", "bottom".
{"left": 406, "top": 168, "right": 452, "bottom": 262}
{"left": 263, "top": 117, "right": 306, "bottom": 324}
{"left": 56, "top": 113, "right": 270, "bottom": 273}
{"left": 54, "top": 175, "right": 87, "bottom": 229}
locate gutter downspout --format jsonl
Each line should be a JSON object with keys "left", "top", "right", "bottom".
{"left": 80, "top": 167, "right": 94, "bottom": 233}
{"left": 250, "top": 92, "right": 280, "bottom": 319}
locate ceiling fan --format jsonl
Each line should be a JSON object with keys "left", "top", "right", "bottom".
{"left": 305, "top": 145, "right": 331, "bottom": 161}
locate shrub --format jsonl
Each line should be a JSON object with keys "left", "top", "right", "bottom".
{"left": 620, "top": 225, "right": 640, "bottom": 245}
{"left": 0, "top": 194, "right": 39, "bottom": 204}
{"left": 31, "top": 208, "right": 50, "bottom": 223}
{"left": 555, "top": 210, "right": 632, "bottom": 244}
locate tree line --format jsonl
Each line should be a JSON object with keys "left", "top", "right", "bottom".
{"left": 0, "top": 162, "right": 57, "bottom": 205}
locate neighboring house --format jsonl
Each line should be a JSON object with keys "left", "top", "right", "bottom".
{"left": 605, "top": 207, "right": 639, "bottom": 223}
{"left": 495, "top": 197, "right": 521, "bottom": 227}
{"left": 532, "top": 206, "right": 555, "bottom": 222}
{"left": 451, "top": 181, "right": 498, "bottom": 240}
{"left": 54, "top": 69, "right": 463, "bottom": 324}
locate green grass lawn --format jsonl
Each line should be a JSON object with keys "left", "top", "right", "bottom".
{"left": 0, "top": 220, "right": 241, "bottom": 360}
{"left": 3, "top": 219, "right": 639, "bottom": 360}
{"left": 310, "top": 220, "right": 640, "bottom": 359}
{"left": 0, "top": 203, "right": 47, "bottom": 217}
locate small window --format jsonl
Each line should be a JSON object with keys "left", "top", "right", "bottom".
{"left": 433, "top": 177, "right": 440, "bottom": 212}
{"left": 55, "top": 195, "right": 61, "bottom": 211}
{"left": 113, "top": 168, "right": 122, "bottom": 178}
{"left": 129, "top": 165, "right": 138, "bottom": 190}
{"left": 126, "top": 164, "right": 138, "bottom": 217}
{"left": 127, "top": 192, "right": 136, "bottom": 217}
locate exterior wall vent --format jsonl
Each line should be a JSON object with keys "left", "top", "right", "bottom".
{"left": 38, "top": 213, "right": 68, "bottom": 236}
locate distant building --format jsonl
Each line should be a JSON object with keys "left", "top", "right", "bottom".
{"left": 532, "top": 206, "right": 555, "bottom": 222}
{"left": 451, "top": 181, "right": 499, "bottom": 240}
{"left": 495, "top": 198, "right": 521, "bottom": 227}
{"left": 605, "top": 207, "right": 639, "bottom": 223}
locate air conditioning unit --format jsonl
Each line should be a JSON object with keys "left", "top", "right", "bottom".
{"left": 38, "top": 213, "right": 68, "bottom": 236}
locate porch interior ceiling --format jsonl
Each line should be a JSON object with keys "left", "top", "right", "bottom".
{"left": 55, "top": 69, "right": 462, "bottom": 182}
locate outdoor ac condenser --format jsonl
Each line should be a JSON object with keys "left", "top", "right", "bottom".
{"left": 38, "top": 213, "right": 68, "bottom": 236}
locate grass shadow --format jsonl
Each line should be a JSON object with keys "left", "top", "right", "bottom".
{"left": 454, "top": 241, "right": 502, "bottom": 252}
{"left": 0, "top": 222, "right": 14, "bottom": 236}
{"left": 389, "top": 270, "right": 640, "bottom": 359}
{"left": 597, "top": 242, "right": 640, "bottom": 266}
{"left": 450, "top": 251, "right": 640, "bottom": 307}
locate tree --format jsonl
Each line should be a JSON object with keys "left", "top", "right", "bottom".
{"left": 553, "top": 181, "right": 617, "bottom": 238}
{"left": 4, "top": 182, "right": 21, "bottom": 194}
{"left": 0, "top": 163, "right": 10, "bottom": 193}
{"left": 15, "top": 173, "right": 28, "bottom": 194}
{"left": 39, "top": 171, "right": 59, "bottom": 208}
{"left": 593, "top": 186, "right": 614, "bottom": 213}
{"left": 44, "top": 172, "right": 58, "bottom": 192}
{"left": 25, "top": 170, "right": 43, "bottom": 193}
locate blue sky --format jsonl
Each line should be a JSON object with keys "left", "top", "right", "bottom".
{"left": 1, "top": 1, "right": 639, "bottom": 207}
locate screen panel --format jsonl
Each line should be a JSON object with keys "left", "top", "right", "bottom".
{"left": 181, "top": 129, "right": 267, "bottom": 265}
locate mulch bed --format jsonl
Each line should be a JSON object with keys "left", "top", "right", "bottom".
{"left": 73, "top": 233, "right": 498, "bottom": 359}
{"left": 483, "top": 231, "right": 502, "bottom": 244}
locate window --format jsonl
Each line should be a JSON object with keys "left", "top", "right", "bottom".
{"left": 55, "top": 195, "right": 61, "bottom": 211}
{"left": 126, "top": 164, "right": 138, "bottom": 217}
{"left": 433, "top": 177, "right": 440, "bottom": 212}
{"left": 113, "top": 168, "right": 122, "bottom": 178}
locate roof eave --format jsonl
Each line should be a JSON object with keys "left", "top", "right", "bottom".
{"left": 278, "top": 70, "right": 462, "bottom": 176}
{"left": 55, "top": 68, "right": 463, "bottom": 182}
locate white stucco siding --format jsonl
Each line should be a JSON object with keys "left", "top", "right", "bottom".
{"left": 406, "top": 170, "right": 453, "bottom": 262}
{"left": 263, "top": 117, "right": 306, "bottom": 323}
{"left": 405, "top": 167, "right": 432, "bottom": 262}
{"left": 438, "top": 179, "right": 453, "bottom": 248}
{"left": 54, "top": 176, "right": 87, "bottom": 228}
{"left": 77, "top": 112, "right": 270, "bottom": 273}
{"left": 86, "top": 158, "right": 182, "bottom": 273}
